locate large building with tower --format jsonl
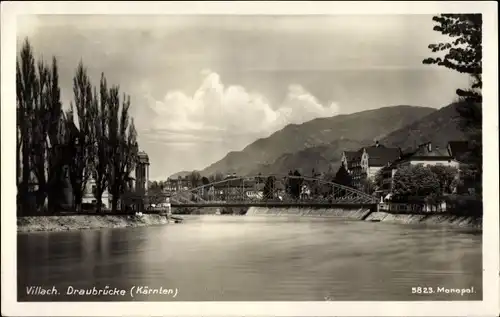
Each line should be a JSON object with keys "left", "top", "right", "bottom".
{"left": 341, "top": 141, "right": 401, "bottom": 189}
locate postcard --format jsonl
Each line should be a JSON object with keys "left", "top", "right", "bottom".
{"left": 1, "top": 1, "right": 498, "bottom": 316}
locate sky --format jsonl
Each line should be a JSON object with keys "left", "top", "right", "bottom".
{"left": 17, "top": 14, "right": 470, "bottom": 180}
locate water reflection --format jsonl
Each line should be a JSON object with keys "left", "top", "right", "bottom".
{"left": 18, "top": 216, "right": 482, "bottom": 301}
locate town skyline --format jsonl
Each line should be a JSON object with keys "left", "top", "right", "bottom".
{"left": 17, "top": 14, "right": 471, "bottom": 179}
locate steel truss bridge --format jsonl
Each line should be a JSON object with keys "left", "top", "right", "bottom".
{"left": 142, "top": 175, "right": 377, "bottom": 208}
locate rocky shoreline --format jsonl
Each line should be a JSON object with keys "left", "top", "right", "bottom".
{"left": 365, "top": 211, "right": 482, "bottom": 229}
{"left": 17, "top": 214, "right": 169, "bottom": 233}
{"left": 245, "top": 207, "right": 482, "bottom": 230}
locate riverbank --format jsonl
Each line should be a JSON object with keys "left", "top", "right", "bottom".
{"left": 365, "top": 211, "right": 482, "bottom": 229}
{"left": 246, "top": 206, "right": 372, "bottom": 219}
{"left": 17, "top": 207, "right": 482, "bottom": 233}
{"left": 17, "top": 214, "right": 168, "bottom": 233}
{"left": 246, "top": 207, "right": 482, "bottom": 229}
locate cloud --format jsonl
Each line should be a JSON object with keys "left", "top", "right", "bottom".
{"left": 142, "top": 70, "right": 339, "bottom": 145}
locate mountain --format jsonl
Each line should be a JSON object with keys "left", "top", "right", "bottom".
{"left": 380, "top": 103, "right": 468, "bottom": 151}
{"left": 250, "top": 103, "right": 469, "bottom": 177}
{"left": 200, "top": 105, "right": 436, "bottom": 176}
{"left": 249, "top": 138, "right": 372, "bottom": 177}
{"left": 169, "top": 171, "right": 192, "bottom": 179}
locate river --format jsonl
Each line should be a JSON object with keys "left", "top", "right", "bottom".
{"left": 17, "top": 215, "right": 482, "bottom": 301}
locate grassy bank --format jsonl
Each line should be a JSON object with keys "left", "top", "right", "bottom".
{"left": 17, "top": 214, "right": 168, "bottom": 233}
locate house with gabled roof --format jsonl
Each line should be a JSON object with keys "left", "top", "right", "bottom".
{"left": 379, "top": 141, "right": 473, "bottom": 196}
{"left": 343, "top": 141, "right": 401, "bottom": 189}
{"left": 341, "top": 150, "right": 362, "bottom": 173}
{"left": 360, "top": 142, "right": 401, "bottom": 180}
{"left": 394, "top": 141, "right": 462, "bottom": 168}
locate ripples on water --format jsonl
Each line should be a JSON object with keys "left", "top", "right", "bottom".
{"left": 18, "top": 215, "right": 482, "bottom": 301}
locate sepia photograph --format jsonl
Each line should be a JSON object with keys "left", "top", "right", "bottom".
{"left": 1, "top": 1, "right": 498, "bottom": 316}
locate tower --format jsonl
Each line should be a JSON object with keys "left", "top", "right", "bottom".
{"left": 135, "top": 151, "right": 150, "bottom": 194}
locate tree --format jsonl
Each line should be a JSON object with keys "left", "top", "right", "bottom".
{"left": 423, "top": 14, "right": 482, "bottom": 195}
{"left": 334, "top": 163, "right": 352, "bottom": 188}
{"left": 423, "top": 14, "right": 482, "bottom": 102}
{"left": 149, "top": 180, "right": 159, "bottom": 190}
{"left": 189, "top": 171, "right": 202, "bottom": 188}
{"left": 210, "top": 171, "right": 224, "bottom": 183}
{"left": 333, "top": 163, "right": 353, "bottom": 198}
{"left": 147, "top": 180, "right": 164, "bottom": 205}
{"left": 107, "top": 85, "right": 138, "bottom": 212}
{"left": 286, "top": 170, "right": 303, "bottom": 199}
{"left": 30, "top": 58, "right": 52, "bottom": 211}
{"left": 16, "top": 39, "right": 37, "bottom": 214}
{"left": 200, "top": 176, "right": 211, "bottom": 200}
{"left": 285, "top": 170, "right": 293, "bottom": 195}
{"left": 44, "top": 57, "right": 64, "bottom": 214}
{"left": 69, "top": 62, "right": 97, "bottom": 212}
{"left": 392, "top": 165, "right": 440, "bottom": 200}
{"left": 456, "top": 164, "right": 479, "bottom": 195}
{"left": 256, "top": 172, "right": 263, "bottom": 184}
{"left": 16, "top": 39, "right": 64, "bottom": 214}
{"left": 428, "top": 165, "right": 459, "bottom": 195}
{"left": 263, "top": 176, "right": 275, "bottom": 200}
{"left": 323, "top": 164, "right": 336, "bottom": 182}
{"left": 93, "top": 73, "right": 110, "bottom": 212}
{"left": 374, "top": 168, "right": 385, "bottom": 191}
{"left": 360, "top": 178, "right": 376, "bottom": 195}
{"left": 201, "top": 176, "right": 210, "bottom": 186}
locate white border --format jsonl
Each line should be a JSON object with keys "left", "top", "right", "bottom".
{"left": 1, "top": 1, "right": 498, "bottom": 316}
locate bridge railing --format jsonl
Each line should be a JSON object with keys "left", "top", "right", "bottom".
{"left": 158, "top": 175, "right": 378, "bottom": 205}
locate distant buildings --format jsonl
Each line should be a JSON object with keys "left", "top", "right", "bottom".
{"left": 341, "top": 141, "right": 401, "bottom": 188}
{"left": 340, "top": 140, "right": 473, "bottom": 197}
{"left": 163, "top": 176, "right": 192, "bottom": 194}
{"left": 160, "top": 174, "right": 291, "bottom": 201}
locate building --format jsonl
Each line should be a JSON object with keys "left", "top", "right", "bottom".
{"left": 163, "top": 176, "right": 191, "bottom": 194}
{"left": 380, "top": 141, "right": 471, "bottom": 195}
{"left": 81, "top": 177, "right": 110, "bottom": 208}
{"left": 82, "top": 150, "right": 150, "bottom": 209}
{"left": 396, "top": 141, "right": 461, "bottom": 168}
{"left": 135, "top": 151, "right": 150, "bottom": 194}
{"left": 341, "top": 150, "right": 362, "bottom": 175}
{"left": 342, "top": 141, "right": 401, "bottom": 189}
{"left": 163, "top": 178, "right": 179, "bottom": 193}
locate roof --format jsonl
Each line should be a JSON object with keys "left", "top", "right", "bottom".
{"left": 364, "top": 146, "right": 401, "bottom": 167}
{"left": 447, "top": 141, "right": 470, "bottom": 159}
{"left": 343, "top": 150, "right": 362, "bottom": 161}
{"left": 137, "top": 150, "right": 149, "bottom": 162}
{"left": 411, "top": 142, "right": 450, "bottom": 158}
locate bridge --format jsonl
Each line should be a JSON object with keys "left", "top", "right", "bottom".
{"left": 137, "top": 175, "right": 377, "bottom": 208}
